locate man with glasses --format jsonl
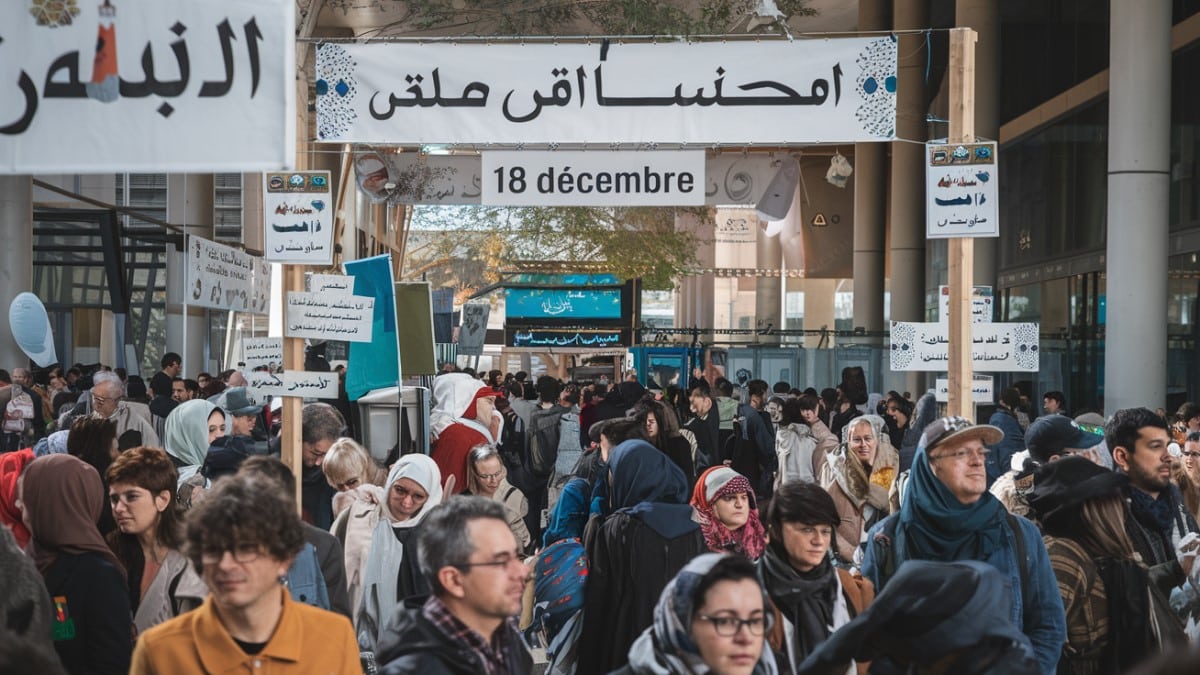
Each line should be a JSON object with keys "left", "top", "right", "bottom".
{"left": 90, "top": 371, "right": 160, "bottom": 449}
{"left": 377, "top": 496, "right": 533, "bottom": 675}
{"left": 862, "top": 416, "right": 1065, "bottom": 675}
{"left": 129, "top": 474, "right": 359, "bottom": 674}
{"left": 268, "top": 402, "right": 344, "bottom": 529}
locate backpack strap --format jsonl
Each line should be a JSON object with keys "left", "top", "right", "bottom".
{"left": 1005, "top": 513, "right": 1031, "bottom": 629}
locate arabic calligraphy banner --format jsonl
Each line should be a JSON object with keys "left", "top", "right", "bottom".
{"left": 889, "top": 321, "right": 1040, "bottom": 372}
{"left": 505, "top": 288, "right": 623, "bottom": 320}
{"left": 264, "top": 171, "right": 334, "bottom": 264}
{"left": 316, "top": 38, "right": 897, "bottom": 145}
{"left": 926, "top": 141, "right": 999, "bottom": 238}
{"left": 185, "top": 235, "right": 270, "bottom": 315}
{"left": 512, "top": 330, "right": 625, "bottom": 349}
{"left": 0, "top": 0, "right": 294, "bottom": 173}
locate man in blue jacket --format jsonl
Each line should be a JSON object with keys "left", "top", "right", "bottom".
{"left": 862, "top": 416, "right": 1066, "bottom": 675}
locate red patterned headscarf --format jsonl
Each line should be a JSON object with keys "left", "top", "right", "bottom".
{"left": 691, "top": 466, "right": 767, "bottom": 559}
{"left": 0, "top": 448, "right": 35, "bottom": 548}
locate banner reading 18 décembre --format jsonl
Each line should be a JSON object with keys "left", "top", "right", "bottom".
{"left": 481, "top": 151, "right": 705, "bottom": 206}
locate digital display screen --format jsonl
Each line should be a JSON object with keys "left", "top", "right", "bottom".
{"left": 505, "top": 288, "right": 622, "bottom": 319}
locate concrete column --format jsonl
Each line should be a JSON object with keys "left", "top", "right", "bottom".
{"left": 802, "top": 279, "right": 838, "bottom": 349}
{"left": 165, "top": 174, "right": 215, "bottom": 376}
{"left": 0, "top": 177, "right": 33, "bottom": 370}
{"left": 889, "top": 0, "right": 928, "bottom": 325}
{"left": 853, "top": 0, "right": 889, "bottom": 335}
{"left": 957, "top": 0, "right": 1000, "bottom": 291}
{"left": 674, "top": 211, "right": 715, "bottom": 338}
{"left": 1105, "top": 0, "right": 1171, "bottom": 412}
{"left": 756, "top": 225, "right": 783, "bottom": 331}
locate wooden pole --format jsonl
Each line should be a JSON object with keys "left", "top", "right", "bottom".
{"left": 947, "top": 27, "right": 977, "bottom": 418}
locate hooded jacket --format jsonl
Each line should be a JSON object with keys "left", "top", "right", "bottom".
{"left": 825, "top": 415, "right": 899, "bottom": 565}
{"left": 378, "top": 597, "right": 533, "bottom": 675}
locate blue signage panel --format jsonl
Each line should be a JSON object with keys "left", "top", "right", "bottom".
{"left": 505, "top": 288, "right": 622, "bottom": 319}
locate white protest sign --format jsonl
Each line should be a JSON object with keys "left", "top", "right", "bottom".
{"left": 263, "top": 171, "right": 334, "bottom": 264}
{"left": 315, "top": 38, "right": 897, "bottom": 145}
{"left": 458, "top": 302, "right": 489, "bottom": 357}
{"left": 186, "top": 235, "right": 267, "bottom": 314}
{"left": 926, "top": 141, "right": 998, "bottom": 238}
{"left": 285, "top": 291, "right": 374, "bottom": 342}
{"left": 481, "top": 151, "right": 704, "bottom": 206}
{"left": 935, "top": 376, "right": 994, "bottom": 403}
{"left": 938, "top": 285, "right": 994, "bottom": 324}
{"left": 0, "top": 0, "right": 294, "bottom": 174}
{"left": 246, "top": 370, "right": 338, "bottom": 399}
{"left": 239, "top": 337, "right": 282, "bottom": 370}
{"left": 889, "top": 321, "right": 1039, "bottom": 372}
{"left": 308, "top": 273, "right": 354, "bottom": 295}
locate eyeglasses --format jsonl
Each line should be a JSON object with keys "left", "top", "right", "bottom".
{"left": 92, "top": 395, "right": 112, "bottom": 407}
{"left": 200, "top": 543, "right": 263, "bottom": 565}
{"left": 697, "top": 614, "right": 767, "bottom": 637}
{"left": 476, "top": 470, "right": 504, "bottom": 481}
{"left": 931, "top": 447, "right": 990, "bottom": 462}
{"left": 455, "top": 552, "right": 526, "bottom": 573}
{"left": 1183, "top": 451, "right": 1200, "bottom": 459}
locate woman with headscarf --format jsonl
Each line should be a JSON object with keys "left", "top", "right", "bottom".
{"left": 0, "top": 446, "right": 36, "bottom": 548}
{"left": 465, "top": 443, "right": 531, "bottom": 553}
{"left": 692, "top": 466, "right": 767, "bottom": 560}
{"left": 634, "top": 399, "right": 696, "bottom": 487}
{"left": 619, "top": 553, "right": 778, "bottom": 675}
{"left": 356, "top": 453, "right": 444, "bottom": 658}
{"left": 758, "top": 480, "right": 874, "bottom": 675}
{"left": 162, "top": 399, "right": 223, "bottom": 509}
{"left": 577, "top": 439, "right": 707, "bottom": 675}
{"left": 1028, "top": 456, "right": 1185, "bottom": 673}
{"left": 105, "top": 446, "right": 207, "bottom": 635}
{"left": 20, "top": 454, "right": 132, "bottom": 674}
{"left": 822, "top": 415, "right": 899, "bottom": 568}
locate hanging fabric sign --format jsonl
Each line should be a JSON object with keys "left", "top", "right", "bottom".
{"left": 0, "top": 0, "right": 294, "bottom": 173}
{"left": 316, "top": 38, "right": 897, "bottom": 145}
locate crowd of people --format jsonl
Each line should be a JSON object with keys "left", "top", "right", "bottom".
{"left": 5, "top": 358, "right": 1200, "bottom": 674}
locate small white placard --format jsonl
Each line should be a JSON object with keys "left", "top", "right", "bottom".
{"left": 938, "top": 285, "right": 994, "bottom": 324}
{"left": 935, "top": 376, "right": 995, "bottom": 403}
{"left": 926, "top": 141, "right": 998, "bottom": 238}
{"left": 263, "top": 171, "right": 335, "bottom": 264}
{"left": 246, "top": 370, "right": 338, "bottom": 399}
{"left": 482, "top": 151, "right": 705, "bottom": 206}
{"left": 239, "top": 337, "right": 283, "bottom": 371}
{"left": 309, "top": 273, "right": 355, "bottom": 295}
{"left": 285, "top": 292, "right": 374, "bottom": 342}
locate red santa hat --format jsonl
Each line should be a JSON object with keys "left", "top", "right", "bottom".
{"left": 462, "top": 386, "right": 497, "bottom": 420}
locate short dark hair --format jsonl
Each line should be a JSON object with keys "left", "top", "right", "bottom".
{"left": 1187, "top": 431, "right": 1200, "bottom": 444}
{"left": 1105, "top": 407, "right": 1169, "bottom": 456}
{"left": 183, "top": 379, "right": 200, "bottom": 395}
{"left": 238, "top": 455, "right": 297, "bottom": 496}
{"left": 1000, "top": 387, "right": 1022, "bottom": 411}
{"left": 797, "top": 393, "right": 821, "bottom": 412}
{"left": 184, "top": 474, "right": 304, "bottom": 570}
{"left": 715, "top": 378, "right": 734, "bottom": 398}
{"left": 301, "top": 403, "right": 345, "bottom": 445}
{"left": 1043, "top": 391, "right": 1066, "bottom": 408}
{"left": 506, "top": 380, "right": 524, "bottom": 400}
{"left": 0, "top": 370, "right": 10, "bottom": 385}
{"left": 161, "top": 353, "right": 182, "bottom": 369}
{"left": 536, "top": 375, "right": 562, "bottom": 404}
{"left": 592, "top": 417, "right": 646, "bottom": 446}
{"left": 765, "top": 480, "right": 841, "bottom": 536}
{"left": 747, "top": 379, "right": 770, "bottom": 399}
{"left": 417, "top": 496, "right": 509, "bottom": 595}
{"left": 106, "top": 447, "right": 182, "bottom": 549}
{"left": 68, "top": 414, "right": 118, "bottom": 479}
{"left": 1177, "top": 402, "right": 1200, "bottom": 423}
{"left": 773, "top": 381, "right": 791, "bottom": 395}
{"left": 779, "top": 398, "right": 808, "bottom": 427}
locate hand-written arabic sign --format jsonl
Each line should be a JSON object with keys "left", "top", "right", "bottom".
{"left": 239, "top": 337, "right": 282, "bottom": 371}
{"left": 926, "top": 142, "right": 999, "bottom": 239}
{"left": 481, "top": 151, "right": 704, "bottom": 206}
{"left": 0, "top": 0, "right": 294, "bottom": 173}
{"left": 285, "top": 292, "right": 374, "bottom": 343}
{"left": 935, "top": 377, "right": 994, "bottom": 404}
{"left": 315, "top": 38, "right": 897, "bottom": 145}
{"left": 308, "top": 273, "right": 354, "bottom": 295}
{"left": 264, "top": 171, "right": 334, "bottom": 264}
{"left": 889, "top": 321, "right": 1039, "bottom": 372}
{"left": 186, "top": 235, "right": 269, "bottom": 315}
{"left": 245, "top": 370, "right": 338, "bottom": 400}
{"left": 938, "top": 285, "right": 993, "bottom": 324}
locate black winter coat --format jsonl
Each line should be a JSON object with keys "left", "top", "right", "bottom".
{"left": 378, "top": 597, "right": 533, "bottom": 675}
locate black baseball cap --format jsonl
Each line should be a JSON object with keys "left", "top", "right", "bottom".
{"left": 1024, "top": 415, "right": 1104, "bottom": 464}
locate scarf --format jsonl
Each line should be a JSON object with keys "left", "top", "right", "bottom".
{"left": 609, "top": 440, "right": 697, "bottom": 539}
{"left": 22, "top": 454, "right": 125, "bottom": 580}
{"left": 691, "top": 467, "right": 767, "bottom": 559}
{"left": 897, "top": 443, "right": 1007, "bottom": 562}
{"left": 759, "top": 543, "right": 847, "bottom": 666}
{"left": 625, "top": 553, "right": 778, "bottom": 675}
{"left": 0, "top": 448, "right": 35, "bottom": 548}
{"left": 1128, "top": 487, "right": 1176, "bottom": 534}
{"left": 163, "top": 399, "right": 218, "bottom": 468}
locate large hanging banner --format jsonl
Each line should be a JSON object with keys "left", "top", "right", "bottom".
{"left": 316, "top": 38, "right": 897, "bottom": 145}
{"left": 185, "top": 235, "right": 270, "bottom": 315}
{"left": 0, "top": 0, "right": 294, "bottom": 173}
{"left": 889, "top": 321, "right": 1040, "bottom": 372}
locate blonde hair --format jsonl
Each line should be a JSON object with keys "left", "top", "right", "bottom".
{"left": 466, "top": 444, "right": 504, "bottom": 495}
{"left": 321, "top": 437, "right": 387, "bottom": 489}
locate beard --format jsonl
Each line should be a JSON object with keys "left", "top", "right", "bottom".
{"left": 1129, "top": 458, "right": 1172, "bottom": 493}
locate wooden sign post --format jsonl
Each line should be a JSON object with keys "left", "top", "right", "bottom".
{"left": 947, "top": 27, "right": 977, "bottom": 418}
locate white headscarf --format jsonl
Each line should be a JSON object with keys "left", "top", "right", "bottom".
{"left": 429, "top": 372, "right": 495, "bottom": 443}
{"left": 381, "top": 453, "right": 444, "bottom": 527}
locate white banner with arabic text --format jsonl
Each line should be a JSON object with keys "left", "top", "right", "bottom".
{"left": 317, "top": 39, "right": 896, "bottom": 145}
{"left": 889, "top": 321, "right": 1040, "bottom": 372}
{"left": 0, "top": 0, "right": 294, "bottom": 173}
